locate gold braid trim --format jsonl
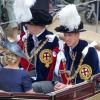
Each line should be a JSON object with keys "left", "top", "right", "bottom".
{"left": 70, "top": 52, "right": 77, "bottom": 75}
{"left": 62, "top": 61, "right": 70, "bottom": 84}
{"left": 24, "top": 39, "right": 48, "bottom": 71}
{"left": 30, "top": 39, "right": 48, "bottom": 59}
{"left": 69, "top": 56, "right": 84, "bottom": 80}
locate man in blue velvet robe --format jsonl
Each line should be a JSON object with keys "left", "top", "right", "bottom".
{"left": 64, "top": 39, "right": 99, "bottom": 83}
{"left": 54, "top": 4, "right": 99, "bottom": 91}
{"left": 24, "top": 8, "right": 59, "bottom": 93}
{"left": 13, "top": 0, "right": 59, "bottom": 93}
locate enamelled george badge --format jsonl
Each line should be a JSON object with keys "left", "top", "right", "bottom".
{"left": 39, "top": 49, "right": 53, "bottom": 68}
{"left": 79, "top": 64, "right": 92, "bottom": 80}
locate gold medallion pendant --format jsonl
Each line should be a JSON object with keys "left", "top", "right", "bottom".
{"left": 79, "top": 64, "right": 92, "bottom": 81}
{"left": 39, "top": 49, "right": 53, "bottom": 68}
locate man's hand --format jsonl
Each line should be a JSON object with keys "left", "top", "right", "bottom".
{"left": 54, "top": 82, "right": 67, "bottom": 91}
{"left": 54, "top": 82, "right": 72, "bottom": 91}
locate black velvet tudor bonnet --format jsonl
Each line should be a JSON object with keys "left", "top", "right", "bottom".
{"left": 28, "top": 7, "right": 53, "bottom": 26}
{"left": 55, "top": 4, "right": 86, "bottom": 33}
{"left": 13, "top": 0, "right": 52, "bottom": 26}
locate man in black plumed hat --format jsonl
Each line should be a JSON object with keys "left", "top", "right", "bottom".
{"left": 14, "top": 0, "right": 59, "bottom": 93}
{"left": 26, "top": 8, "right": 59, "bottom": 93}
{"left": 53, "top": 4, "right": 99, "bottom": 91}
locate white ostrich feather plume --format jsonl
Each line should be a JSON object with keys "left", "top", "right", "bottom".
{"left": 14, "top": 0, "right": 36, "bottom": 24}
{"left": 58, "top": 4, "right": 81, "bottom": 31}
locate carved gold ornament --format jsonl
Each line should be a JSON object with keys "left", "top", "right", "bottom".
{"left": 39, "top": 49, "right": 53, "bottom": 68}
{"left": 79, "top": 64, "right": 92, "bottom": 80}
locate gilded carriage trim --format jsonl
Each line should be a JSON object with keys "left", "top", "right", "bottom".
{"left": 79, "top": 64, "right": 92, "bottom": 80}
{"left": 39, "top": 49, "right": 53, "bottom": 68}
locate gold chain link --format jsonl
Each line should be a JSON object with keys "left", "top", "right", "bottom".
{"left": 30, "top": 39, "right": 48, "bottom": 59}
{"left": 24, "top": 39, "right": 48, "bottom": 60}
{"left": 24, "top": 39, "right": 48, "bottom": 71}
{"left": 69, "top": 56, "right": 83, "bottom": 80}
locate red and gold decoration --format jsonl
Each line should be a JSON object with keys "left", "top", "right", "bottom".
{"left": 39, "top": 49, "right": 53, "bottom": 68}
{"left": 17, "top": 32, "right": 33, "bottom": 71}
{"left": 47, "top": 47, "right": 70, "bottom": 84}
{"left": 79, "top": 64, "right": 92, "bottom": 80}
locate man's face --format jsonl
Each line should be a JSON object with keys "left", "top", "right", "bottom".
{"left": 64, "top": 32, "right": 79, "bottom": 48}
{"left": 26, "top": 24, "right": 34, "bottom": 34}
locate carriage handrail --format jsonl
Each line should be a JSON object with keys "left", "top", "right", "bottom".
{"left": 47, "top": 81, "right": 94, "bottom": 96}
{"left": 0, "top": 81, "right": 98, "bottom": 99}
